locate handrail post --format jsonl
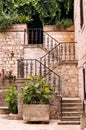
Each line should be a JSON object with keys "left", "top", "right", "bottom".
{"left": 59, "top": 76, "right": 62, "bottom": 120}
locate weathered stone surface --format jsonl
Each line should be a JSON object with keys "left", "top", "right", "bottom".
{"left": 23, "top": 104, "right": 49, "bottom": 122}
{"left": 80, "top": 115, "right": 86, "bottom": 130}
{"left": 53, "top": 63, "right": 79, "bottom": 97}
{"left": 43, "top": 25, "right": 75, "bottom": 42}
{"left": 50, "top": 94, "right": 60, "bottom": 119}
{"left": 0, "top": 24, "right": 27, "bottom": 77}
{"left": 8, "top": 113, "right": 18, "bottom": 120}
{"left": 0, "top": 90, "right": 8, "bottom": 107}
{"left": 74, "top": 0, "right": 86, "bottom": 99}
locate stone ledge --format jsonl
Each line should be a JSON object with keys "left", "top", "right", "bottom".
{"left": 0, "top": 24, "right": 27, "bottom": 32}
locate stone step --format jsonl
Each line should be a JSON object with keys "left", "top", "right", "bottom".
{"left": 62, "top": 107, "right": 82, "bottom": 112}
{"left": 58, "top": 120, "right": 80, "bottom": 125}
{"left": 62, "top": 98, "right": 81, "bottom": 103}
{"left": 61, "top": 116, "right": 80, "bottom": 121}
{"left": 60, "top": 98, "right": 82, "bottom": 124}
{"left": 62, "top": 103, "right": 82, "bottom": 107}
{"left": 0, "top": 107, "right": 9, "bottom": 114}
{"left": 62, "top": 111, "right": 80, "bottom": 116}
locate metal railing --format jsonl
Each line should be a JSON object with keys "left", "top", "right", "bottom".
{"left": 40, "top": 42, "right": 77, "bottom": 69}
{"left": 17, "top": 59, "right": 61, "bottom": 93}
{"left": 28, "top": 28, "right": 59, "bottom": 50}
{"left": 59, "top": 77, "right": 62, "bottom": 120}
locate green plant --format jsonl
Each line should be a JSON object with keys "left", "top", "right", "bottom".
{"left": 56, "top": 18, "right": 73, "bottom": 27}
{"left": 21, "top": 75, "right": 53, "bottom": 104}
{"left": 5, "top": 85, "right": 18, "bottom": 114}
{"left": 0, "top": 0, "right": 73, "bottom": 29}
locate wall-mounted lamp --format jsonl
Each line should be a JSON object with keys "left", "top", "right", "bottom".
{"left": 10, "top": 51, "right": 14, "bottom": 59}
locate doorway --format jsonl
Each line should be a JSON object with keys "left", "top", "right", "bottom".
{"left": 27, "top": 14, "right": 43, "bottom": 44}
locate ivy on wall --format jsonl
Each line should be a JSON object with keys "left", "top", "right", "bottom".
{"left": 0, "top": 0, "right": 74, "bottom": 29}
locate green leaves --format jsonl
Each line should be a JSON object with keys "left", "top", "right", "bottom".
{"left": 5, "top": 85, "right": 18, "bottom": 114}
{"left": 21, "top": 75, "right": 53, "bottom": 104}
{"left": 0, "top": 0, "right": 73, "bottom": 29}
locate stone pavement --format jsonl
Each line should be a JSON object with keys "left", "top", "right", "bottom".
{"left": 0, "top": 114, "right": 80, "bottom": 130}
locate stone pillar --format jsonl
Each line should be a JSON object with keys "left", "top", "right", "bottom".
{"left": 16, "top": 79, "right": 25, "bottom": 119}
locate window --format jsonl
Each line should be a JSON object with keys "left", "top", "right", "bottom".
{"left": 80, "top": 0, "right": 84, "bottom": 28}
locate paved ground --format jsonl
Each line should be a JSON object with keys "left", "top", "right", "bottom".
{"left": 0, "top": 114, "right": 80, "bottom": 130}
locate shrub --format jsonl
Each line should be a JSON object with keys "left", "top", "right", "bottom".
{"left": 5, "top": 85, "right": 18, "bottom": 114}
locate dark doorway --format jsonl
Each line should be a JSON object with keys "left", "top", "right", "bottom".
{"left": 27, "top": 14, "right": 43, "bottom": 44}
{"left": 83, "top": 68, "right": 86, "bottom": 99}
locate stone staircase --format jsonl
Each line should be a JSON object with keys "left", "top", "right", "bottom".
{"left": 58, "top": 98, "right": 82, "bottom": 125}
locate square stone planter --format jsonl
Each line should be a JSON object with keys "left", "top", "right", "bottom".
{"left": 23, "top": 104, "right": 49, "bottom": 122}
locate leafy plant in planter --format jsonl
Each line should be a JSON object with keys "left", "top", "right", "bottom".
{"left": 21, "top": 75, "right": 53, "bottom": 122}
{"left": 5, "top": 85, "right": 18, "bottom": 114}
{"left": 21, "top": 75, "right": 52, "bottom": 104}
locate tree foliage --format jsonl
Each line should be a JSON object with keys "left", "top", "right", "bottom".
{"left": 0, "top": 0, "right": 74, "bottom": 29}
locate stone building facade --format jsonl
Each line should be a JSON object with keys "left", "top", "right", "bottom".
{"left": 0, "top": 24, "right": 78, "bottom": 98}
{"left": 74, "top": 0, "right": 86, "bottom": 100}
{"left": 0, "top": 23, "right": 79, "bottom": 119}
{"left": 0, "top": 24, "right": 74, "bottom": 77}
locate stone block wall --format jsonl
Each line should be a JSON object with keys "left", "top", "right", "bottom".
{"left": 74, "top": 0, "right": 86, "bottom": 99}
{"left": 24, "top": 46, "right": 46, "bottom": 60}
{"left": 0, "top": 24, "right": 27, "bottom": 77}
{"left": 54, "top": 63, "right": 79, "bottom": 97}
{"left": 0, "top": 24, "right": 75, "bottom": 78}
{"left": 43, "top": 25, "right": 75, "bottom": 42}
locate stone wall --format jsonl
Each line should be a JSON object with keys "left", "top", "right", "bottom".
{"left": 43, "top": 25, "right": 75, "bottom": 42}
{"left": 24, "top": 46, "right": 46, "bottom": 60}
{"left": 54, "top": 63, "right": 79, "bottom": 97}
{"left": 0, "top": 24, "right": 75, "bottom": 78}
{"left": 74, "top": 0, "right": 86, "bottom": 99}
{"left": 0, "top": 24, "right": 27, "bottom": 77}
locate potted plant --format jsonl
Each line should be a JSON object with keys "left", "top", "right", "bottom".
{"left": 21, "top": 75, "right": 53, "bottom": 123}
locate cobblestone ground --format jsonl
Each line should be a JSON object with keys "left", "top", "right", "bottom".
{"left": 0, "top": 114, "right": 80, "bottom": 130}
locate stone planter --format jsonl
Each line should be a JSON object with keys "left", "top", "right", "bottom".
{"left": 80, "top": 115, "right": 86, "bottom": 130}
{"left": 23, "top": 104, "right": 49, "bottom": 122}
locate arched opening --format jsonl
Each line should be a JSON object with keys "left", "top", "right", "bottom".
{"left": 27, "top": 14, "right": 43, "bottom": 44}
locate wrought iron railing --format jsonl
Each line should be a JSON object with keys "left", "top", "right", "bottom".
{"left": 17, "top": 59, "right": 60, "bottom": 93}
{"left": 28, "top": 28, "right": 59, "bottom": 50}
{"left": 43, "top": 30, "right": 59, "bottom": 50}
{"left": 40, "top": 42, "right": 77, "bottom": 68}
{"left": 59, "top": 77, "right": 62, "bottom": 120}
